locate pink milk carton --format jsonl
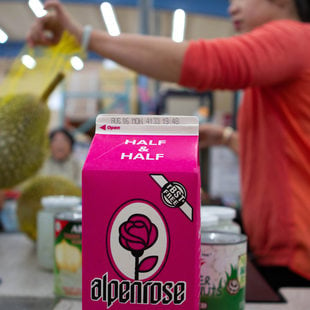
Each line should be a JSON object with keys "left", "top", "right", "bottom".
{"left": 82, "top": 114, "right": 201, "bottom": 309}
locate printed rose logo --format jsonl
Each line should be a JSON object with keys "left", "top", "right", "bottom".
{"left": 107, "top": 200, "right": 169, "bottom": 281}
{"left": 119, "top": 214, "right": 158, "bottom": 280}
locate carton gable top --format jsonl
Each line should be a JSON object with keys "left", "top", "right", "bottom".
{"left": 83, "top": 114, "right": 200, "bottom": 172}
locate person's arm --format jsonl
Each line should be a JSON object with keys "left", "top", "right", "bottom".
{"left": 88, "top": 30, "right": 188, "bottom": 83}
{"left": 27, "top": 0, "right": 188, "bottom": 83}
{"left": 180, "top": 20, "right": 310, "bottom": 91}
{"left": 199, "top": 123, "right": 239, "bottom": 154}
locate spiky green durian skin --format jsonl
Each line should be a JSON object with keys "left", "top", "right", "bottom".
{"left": 0, "top": 94, "right": 49, "bottom": 188}
{"left": 17, "top": 175, "right": 82, "bottom": 240}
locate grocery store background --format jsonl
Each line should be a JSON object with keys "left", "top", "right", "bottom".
{"left": 0, "top": 0, "right": 240, "bottom": 207}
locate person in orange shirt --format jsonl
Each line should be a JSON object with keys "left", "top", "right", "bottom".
{"left": 27, "top": 0, "right": 310, "bottom": 289}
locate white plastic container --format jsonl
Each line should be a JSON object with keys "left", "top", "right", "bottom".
{"left": 201, "top": 213, "right": 219, "bottom": 232}
{"left": 201, "top": 206, "right": 241, "bottom": 234}
{"left": 37, "top": 195, "right": 81, "bottom": 270}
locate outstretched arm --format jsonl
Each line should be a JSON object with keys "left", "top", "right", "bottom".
{"left": 27, "top": 0, "right": 188, "bottom": 83}
{"left": 87, "top": 31, "right": 188, "bottom": 83}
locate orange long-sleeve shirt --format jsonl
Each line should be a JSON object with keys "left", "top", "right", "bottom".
{"left": 179, "top": 20, "right": 310, "bottom": 279}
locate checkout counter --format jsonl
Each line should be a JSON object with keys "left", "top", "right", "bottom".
{"left": 1, "top": 233, "right": 310, "bottom": 309}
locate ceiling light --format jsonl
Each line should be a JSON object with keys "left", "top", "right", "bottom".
{"left": 28, "top": 0, "right": 47, "bottom": 18}
{"left": 21, "top": 55, "right": 37, "bottom": 70}
{"left": 100, "top": 2, "right": 121, "bottom": 37}
{"left": 172, "top": 9, "right": 186, "bottom": 43}
{"left": 0, "top": 28, "right": 8, "bottom": 44}
{"left": 70, "top": 56, "right": 84, "bottom": 71}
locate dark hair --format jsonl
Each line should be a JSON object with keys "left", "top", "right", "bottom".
{"left": 49, "top": 128, "right": 75, "bottom": 149}
{"left": 294, "top": 0, "right": 310, "bottom": 22}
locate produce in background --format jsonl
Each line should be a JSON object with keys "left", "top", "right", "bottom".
{"left": 17, "top": 175, "right": 81, "bottom": 241}
{"left": 0, "top": 73, "right": 64, "bottom": 189}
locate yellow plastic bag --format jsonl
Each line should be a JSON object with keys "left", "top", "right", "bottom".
{"left": 0, "top": 31, "right": 84, "bottom": 104}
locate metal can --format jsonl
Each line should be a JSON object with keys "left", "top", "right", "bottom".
{"left": 200, "top": 232, "right": 247, "bottom": 310}
{"left": 54, "top": 209, "right": 82, "bottom": 298}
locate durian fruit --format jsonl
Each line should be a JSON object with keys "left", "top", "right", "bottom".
{"left": 0, "top": 73, "right": 64, "bottom": 189}
{"left": 17, "top": 175, "right": 81, "bottom": 241}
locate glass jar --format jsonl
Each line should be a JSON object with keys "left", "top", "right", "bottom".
{"left": 201, "top": 205, "right": 241, "bottom": 234}
{"left": 200, "top": 231, "right": 247, "bottom": 310}
{"left": 37, "top": 195, "right": 81, "bottom": 270}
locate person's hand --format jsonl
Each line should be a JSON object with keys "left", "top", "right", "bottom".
{"left": 26, "top": 0, "right": 83, "bottom": 47}
{"left": 199, "top": 123, "right": 226, "bottom": 148}
{"left": 199, "top": 123, "right": 239, "bottom": 154}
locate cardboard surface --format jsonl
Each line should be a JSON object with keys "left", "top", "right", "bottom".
{"left": 82, "top": 115, "right": 201, "bottom": 309}
{"left": 246, "top": 259, "right": 285, "bottom": 303}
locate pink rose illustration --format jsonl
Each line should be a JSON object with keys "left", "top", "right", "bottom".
{"left": 119, "top": 214, "right": 158, "bottom": 280}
